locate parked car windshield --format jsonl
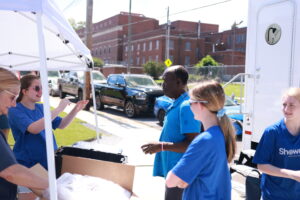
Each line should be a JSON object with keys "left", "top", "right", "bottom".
{"left": 225, "top": 96, "right": 237, "bottom": 106}
{"left": 125, "top": 76, "right": 158, "bottom": 87}
{"left": 77, "top": 71, "right": 106, "bottom": 82}
{"left": 48, "top": 71, "right": 59, "bottom": 77}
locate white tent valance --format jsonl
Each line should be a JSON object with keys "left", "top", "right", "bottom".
{"left": 0, "top": 0, "right": 92, "bottom": 71}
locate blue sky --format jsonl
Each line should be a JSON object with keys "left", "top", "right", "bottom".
{"left": 55, "top": 0, "right": 248, "bottom": 31}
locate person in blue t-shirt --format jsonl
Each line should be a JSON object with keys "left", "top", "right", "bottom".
{"left": 8, "top": 74, "right": 88, "bottom": 170}
{"left": 0, "top": 114, "right": 10, "bottom": 139}
{"left": 0, "top": 68, "right": 48, "bottom": 200}
{"left": 253, "top": 87, "right": 300, "bottom": 200}
{"left": 166, "top": 80, "right": 237, "bottom": 200}
{"left": 141, "top": 65, "right": 201, "bottom": 200}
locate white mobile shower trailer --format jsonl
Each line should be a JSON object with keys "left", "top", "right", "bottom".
{"left": 242, "top": 0, "right": 300, "bottom": 152}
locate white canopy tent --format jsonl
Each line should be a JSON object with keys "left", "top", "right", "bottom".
{"left": 0, "top": 1, "right": 99, "bottom": 200}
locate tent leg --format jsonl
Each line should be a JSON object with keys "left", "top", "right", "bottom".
{"left": 90, "top": 69, "right": 101, "bottom": 142}
{"left": 36, "top": 12, "right": 58, "bottom": 200}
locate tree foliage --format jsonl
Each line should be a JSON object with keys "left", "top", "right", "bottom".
{"left": 196, "top": 55, "right": 218, "bottom": 67}
{"left": 68, "top": 18, "right": 86, "bottom": 30}
{"left": 143, "top": 61, "right": 165, "bottom": 80}
{"left": 93, "top": 57, "right": 104, "bottom": 68}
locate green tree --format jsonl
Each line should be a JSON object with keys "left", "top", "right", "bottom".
{"left": 143, "top": 61, "right": 165, "bottom": 80}
{"left": 196, "top": 55, "right": 218, "bottom": 67}
{"left": 68, "top": 18, "right": 86, "bottom": 30}
{"left": 93, "top": 57, "right": 104, "bottom": 68}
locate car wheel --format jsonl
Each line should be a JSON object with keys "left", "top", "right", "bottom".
{"left": 78, "top": 90, "right": 83, "bottom": 101}
{"left": 59, "top": 88, "right": 66, "bottom": 99}
{"left": 50, "top": 89, "right": 56, "bottom": 96}
{"left": 233, "top": 120, "right": 243, "bottom": 139}
{"left": 157, "top": 109, "right": 165, "bottom": 126}
{"left": 124, "top": 101, "right": 136, "bottom": 118}
{"left": 96, "top": 93, "right": 104, "bottom": 110}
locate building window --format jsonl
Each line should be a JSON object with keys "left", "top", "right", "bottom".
{"left": 136, "top": 57, "right": 140, "bottom": 65}
{"left": 149, "top": 41, "right": 152, "bottom": 51}
{"left": 149, "top": 56, "right": 152, "bottom": 61}
{"left": 169, "top": 40, "right": 174, "bottom": 50}
{"left": 185, "top": 56, "right": 190, "bottom": 66}
{"left": 143, "top": 43, "right": 146, "bottom": 51}
{"left": 155, "top": 55, "right": 159, "bottom": 62}
{"left": 137, "top": 44, "right": 140, "bottom": 51}
{"left": 142, "top": 56, "right": 146, "bottom": 64}
{"left": 130, "top": 57, "right": 133, "bottom": 64}
{"left": 156, "top": 40, "right": 159, "bottom": 50}
{"left": 125, "top": 46, "right": 128, "bottom": 52}
{"left": 108, "top": 46, "right": 111, "bottom": 54}
{"left": 169, "top": 55, "right": 174, "bottom": 62}
{"left": 99, "top": 48, "right": 102, "bottom": 55}
{"left": 185, "top": 41, "right": 191, "bottom": 51}
{"left": 131, "top": 45, "right": 134, "bottom": 51}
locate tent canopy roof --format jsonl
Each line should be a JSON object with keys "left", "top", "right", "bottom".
{"left": 0, "top": 0, "right": 92, "bottom": 71}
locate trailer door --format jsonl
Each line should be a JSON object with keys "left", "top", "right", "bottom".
{"left": 252, "top": 1, "right": 295, "bottom": 143}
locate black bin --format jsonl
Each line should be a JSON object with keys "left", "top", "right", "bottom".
{"left": 55, "top": 146, "right": 127, "bottom": 177}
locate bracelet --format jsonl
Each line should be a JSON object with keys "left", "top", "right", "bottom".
{"left": 161, "top": 142, "right": 164, "bottom": 151}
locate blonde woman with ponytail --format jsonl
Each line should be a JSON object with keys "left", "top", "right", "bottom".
{"left": 166, "top": 80, "right": 236, "bottom": 200}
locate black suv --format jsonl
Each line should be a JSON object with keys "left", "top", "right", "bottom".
{"left": 94, "top": 74, "right": 163, "bottom": 118}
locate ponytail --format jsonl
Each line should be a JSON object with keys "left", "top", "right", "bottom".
{"left": 218, "top": 114, "right": 236, "bottom": 163}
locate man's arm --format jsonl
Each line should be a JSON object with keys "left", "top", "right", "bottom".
{"left": 141, "top": 133, "right": 198, "bottom": 154}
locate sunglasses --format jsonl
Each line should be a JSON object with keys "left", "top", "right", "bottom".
{"left": 31, "top": 85, "right": 42, "bottom": 92}
{"left": 189, "top": 99, "right": 208, "bottom": 105}
{"left": 3, "top": 90, "right": 19, "bottom": 102}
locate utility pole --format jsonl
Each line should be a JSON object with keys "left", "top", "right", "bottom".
{"left": 127, "top": 0, "right": 132, "bottom": 74}
{"left": 197, "top": 20, "right": 201, "bottom": 39}
{"left": 84, "top": 0, "right": 93, "bottom": 108}
{"left": 165, "top": 7, "right": 170, "bottom": 61}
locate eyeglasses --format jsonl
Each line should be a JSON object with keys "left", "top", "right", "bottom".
{"left": 189, "top": 99, "right": 208, "bottom": 105}
{"left": 31, "top": 85, "right": 42, "bottom": 92}
{"left": 2, "top": 90, "right": 19, "bottom": 102}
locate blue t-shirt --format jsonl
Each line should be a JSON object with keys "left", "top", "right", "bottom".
{"left": 172, "top": 126, "right": 231, "bottom": 200}
{"left": 0, "top": 114, "right": 10, "bottom": 130}
{"left": 0, "top": 130, "right": 17, "bottom": 200}
{"left": 8, "top": 103, "right": 62, "bottom": 169}
{"left": 253, "top": 119, "right": 300, "bottom": 200}
{"left": 153, "top": 92, "right": 201, "bottom": 178}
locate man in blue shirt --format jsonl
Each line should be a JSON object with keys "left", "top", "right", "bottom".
{"left": 141, "top": 65, "right": 201, "bottom": 200}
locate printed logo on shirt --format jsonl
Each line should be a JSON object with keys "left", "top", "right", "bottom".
{"left": 279, "top": 148, "right": 300, "bottom": 157}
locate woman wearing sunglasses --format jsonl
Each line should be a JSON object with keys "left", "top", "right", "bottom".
{"left": 0, "top": 68, "right": 48, "bottom": 200}
{"left": 166, "top": 80, "right": 236, "bottom": 200}
{"left": 8, "top": 74, "right": 88, "bottom": 170}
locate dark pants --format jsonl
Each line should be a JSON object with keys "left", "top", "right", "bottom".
{"left": 165, "top": 186, "right": 183, "bottom": 200}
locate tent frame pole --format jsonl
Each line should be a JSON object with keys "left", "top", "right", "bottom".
{"left": 36, "top": 12, "right": 58, "bottom": 200}
{"left": 89, "top": 69, "right": 100, "bottom": 141}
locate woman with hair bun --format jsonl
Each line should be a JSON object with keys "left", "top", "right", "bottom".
{"left": 166, "top": 80, "right": 236, "bottom": 200}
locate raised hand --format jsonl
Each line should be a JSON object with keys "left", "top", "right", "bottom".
{"left": 74, "top": 100, "right": 89, "bottom": 112}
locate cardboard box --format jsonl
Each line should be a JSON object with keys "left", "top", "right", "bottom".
{"left": 61, "top": 155, "right": 135, "bottom": 193}
{"left": 30, "top": 155, "right": 137, "bottom": 199}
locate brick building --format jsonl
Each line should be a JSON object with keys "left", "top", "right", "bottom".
{"left": 77, "top": 12, "right": 246, "bottom": 69}
{"left": 207, "top": 27, "right": 247, "bottom": 65}
{"left": 77, "top": 12, "right": 220, "bottom": 67}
